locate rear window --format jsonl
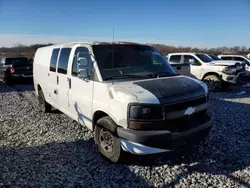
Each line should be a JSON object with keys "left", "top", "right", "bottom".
{"left": 57, "top": 48, "right": 72, "bottom": 74}
{"left": 5, "top": 57, "right": 29, "bottom": 65}
{"left": 50, "top": 48, "right": 60, "bottom": 72}
{"left": 169, "top": 55, "right": 181, "bottom": 63}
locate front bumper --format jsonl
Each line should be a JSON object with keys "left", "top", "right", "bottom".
{"left": 221, "top": 71, "right": 246, "bottom": 83}
{"left": 117, "top": 110, "right": 214, "bottom": 155}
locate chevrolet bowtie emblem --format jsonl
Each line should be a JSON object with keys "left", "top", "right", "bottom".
{"left": 184, "top": 107, "right": 195, "bottom": 116}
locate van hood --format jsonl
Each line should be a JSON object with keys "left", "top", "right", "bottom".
{"left": 208, "top": 60, "right": 241, "bottom": 66}
{"left": 107, "top": 76, "right": 206, "bottom": 104}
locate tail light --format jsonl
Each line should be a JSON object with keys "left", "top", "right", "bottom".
{"left": 10, "top": 65, "right": 15, "bottom": 73}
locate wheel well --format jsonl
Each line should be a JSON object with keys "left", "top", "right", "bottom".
{"left": 202, "top": 72, "right": 221, "bottom": 80}
{"left": 92, "top": 111, "right": 109, "bottom": 130}
{"left": 37, "top": 84, "right": 42, "bottom": 91}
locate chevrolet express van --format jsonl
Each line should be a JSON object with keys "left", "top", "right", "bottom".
{"left": 33, "top": 42, "right": 214, "bottom": 163}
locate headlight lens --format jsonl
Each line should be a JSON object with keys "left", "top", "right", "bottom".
{"left": 129, "top": 105, "right": 164, "bottom": 120}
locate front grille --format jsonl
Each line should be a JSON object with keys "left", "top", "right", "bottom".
{"left": 139, "top": 110, "right": 209, "bottom": 132}
{"left": 166, "top": 109, "right": 209, "bottom": 132}
{"left": 135, "top": 96, "right": 209, "bottom": 132}
{"left": 164, "top": 96, "right": 207, "bottom": 113}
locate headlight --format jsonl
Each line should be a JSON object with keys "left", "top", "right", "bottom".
{"left": 223, "top": 64, "right": 245, "bottom": 75}
{"left": 128, "top": 105, "right": 164, "bottom": 120}
{"left": 222, "top": 66, "right": 237, "bottom": 75}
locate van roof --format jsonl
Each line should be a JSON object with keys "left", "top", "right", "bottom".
{"left": 41, "top": 41, "right": 145, "bottom": 49}
{"left": 168, "top": 52, "right": 197, "bottom": 56}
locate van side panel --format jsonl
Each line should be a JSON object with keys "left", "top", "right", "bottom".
{"left": 33, "top": 46, "right": 57, "bottom": 108}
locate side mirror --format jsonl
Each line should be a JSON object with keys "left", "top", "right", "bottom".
{"left": 78, "top": 57, "right": 89, "bottom": 68}
{"left": 189, "top": 58, "right": 200, "bottom": 66}
{"left": 77, "top": 55, "right": 90, "bottom": 79}
{"left": 78, "top": 69, "right": 88, "bottom": 79}
{"left": 189, "top": 59, "right": 195, "bottom": 64}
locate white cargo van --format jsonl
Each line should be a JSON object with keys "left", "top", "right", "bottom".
{"left": 33, "top": 42, "right": 213, "bottom": 162}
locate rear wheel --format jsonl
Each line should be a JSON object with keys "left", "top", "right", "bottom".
{"left": 38, "top": 90, "right": 52, "bottom": 113}
{"left": 203, "top": 75, "right": 221, "bottom": 92}
{"left": 3, "top": 74, "right": 12, "bottom": 85}
{"left": 94, "top": 116, "right": 123, "bottom": 163}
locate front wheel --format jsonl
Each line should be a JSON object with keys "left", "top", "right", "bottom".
{"left": 203, "top": 75, "right": 221, "bottom": 92}
{"left": 94, "top": 116, "right": 123, "bottom": 163}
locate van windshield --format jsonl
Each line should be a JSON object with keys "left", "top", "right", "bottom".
{"left": 92, "top": 44, "right": 177, "bottom": 80}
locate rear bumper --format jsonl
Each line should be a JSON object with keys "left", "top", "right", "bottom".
{"left": 118, "top": 110, "right": 214, "bottom": 155}
{"left": 11, "top": 74, "right": 33, "bottom": 78}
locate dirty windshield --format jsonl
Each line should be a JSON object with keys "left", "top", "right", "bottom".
{"left": 92, "top": 44, "right": 176, "bottom": 80}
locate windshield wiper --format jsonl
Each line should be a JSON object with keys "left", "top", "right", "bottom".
{"left": 104, "top": 74, "right": 149, "bottom": 81}
{"left": 146, "top": 72, "right": 177, "bottom": 78}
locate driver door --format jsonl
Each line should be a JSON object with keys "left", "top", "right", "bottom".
{"left": 184, "top": 55, "right": 202, "bottom": 79}
{"left": 68, "top": 46, "right": 94, "bottom": 129}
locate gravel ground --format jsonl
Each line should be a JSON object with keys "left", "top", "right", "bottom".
{"left": 0, "top": 80, "right": 250, "bottom": 187}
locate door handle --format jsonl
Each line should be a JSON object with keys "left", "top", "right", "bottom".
{"left": 54, "top": 89, "right": 58, "bottom": 95}
{"left": 67, "top": 77, "right": 71, "bottom": 89}
{"left": 177, "top": 66, "right": 181, "bottom": 70}
{"left": 57, "top": 75, "right": 59, "bottom": 85}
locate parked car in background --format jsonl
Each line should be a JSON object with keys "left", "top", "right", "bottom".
{"left": 247, "top": 53, "right": 250, "bottom": 59}
{"left": 218, "top": 55, "right": 250, "bottom": 67}
{"left": 0, "top": 57, "right": 33, "bottom": 84}
{"left": 33, "top": 42, "right": 213, "bottom": 163}
{"left": 167, "top": 53, "right": 246, "bottom": 91}
{"left": 218, "top": 54, "right": 250, "bottom": 81}
{"left": 167, "top": 54, "right": 191, "bottom": 76}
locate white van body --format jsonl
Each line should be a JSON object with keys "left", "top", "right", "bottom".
{"left": 33, "top": 42, "right": 213, "bottom": 162}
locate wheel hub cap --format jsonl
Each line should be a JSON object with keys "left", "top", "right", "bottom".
{"left": 99, "top": 129, "right": 114, "bottom": 153}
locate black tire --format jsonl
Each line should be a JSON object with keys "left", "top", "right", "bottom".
{"left": 3, "top": 74, "right": 12, "bottom": 85}
{"left": 94, "top": 116, "right": 123, "bottom": 163}
{"left": 203, "top": 74, "right": 221, "bottom": 92}
{"left": 38, "top": 90, "right": 52, "bottom": 113}
{"left": 221, "top": 81, "right": 230, "bottom": 90}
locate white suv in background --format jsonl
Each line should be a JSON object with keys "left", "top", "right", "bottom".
{"left": 167, "top": 53, "right": 246, "bottom": 91}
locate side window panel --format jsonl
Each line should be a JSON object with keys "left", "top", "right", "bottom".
{"left": 233, "top": 57, "right": 244, "bottom": 61}
{"left": 57, "top": 48, "right": 72, "bottom": 74}
{"left": 169, "top": 55, "right": 181, "bottom": 63}
{"left": 50, "top": 48, "right": 60, "bottom": 72}
{"left": 221, "top": 56, "right": 232, "bottom": 60}
{"left": 72, "top": 47, "right": 89, "bottom": 76}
